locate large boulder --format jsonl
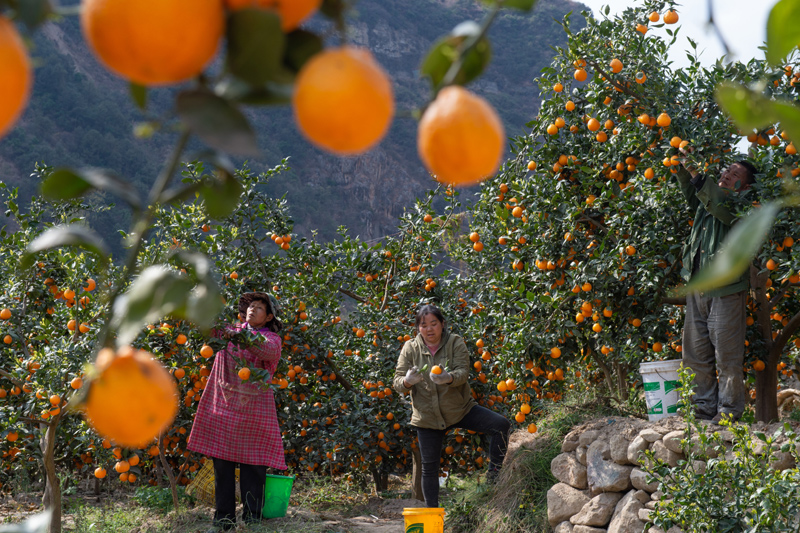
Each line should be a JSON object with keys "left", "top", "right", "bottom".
{"left": 552, "top": 453, "right": 588, "bottom": 489}
{"left": 548, "top": 482, "right": 591, "bottom": 527}
{"left": 587, "top": 440, "right": 633, "bottom": 494}
{"left": 570, "top": 492, "right": 622, "bottom": 527}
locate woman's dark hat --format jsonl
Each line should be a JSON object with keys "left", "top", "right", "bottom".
{"left": 238, "top": 292, "right": 282, "bottom": 332}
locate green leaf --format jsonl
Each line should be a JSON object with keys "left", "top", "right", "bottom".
{"left": 130, "top": 83, "right": 147, "bottom": 110}
{"left": 41, "top": 168, "right": 142, "bottom": 210}
{"left": 22, "top": 225, "right": 110, "bottom": 270}
{"left": 176, "top": 89, "right": 260, "bottom": 156}
{"left": 112, "top": 266, "right": 193, "bottom": 346}
{"left": 526, "top": 291, "right": 535, "bottom": 301}
{"left": 226, "top": 9, "right": 288, "bottom": 85}
{"left": 716, "top": 82, "right": 800, "bottom": 142}
{"left": 170, "top": 251, "right": 224, "bottom": 330}
{"left": 214, "top": 78, "right": 293, "bottom": 106}
{"left": 766, "top": 0, "right": 800, "bottom": 66}
{"left": 480, "top": 0, "right": 538, "bottom": 11}
{"left": 201, "top": 176, "right": 244, "bottom": 219}
{"left": 681, "top": 202, "right": 781, "bottom": 294}
{"left": 16, "top": 0, "right": 51, "bottom": 29}
{"left": 319, "top": 0, "right": 345, "bottom": 18}
{"left": 285, "top": 30, "right": 324, "bottom": 73}
{"left": 420, "top": 21, "right": 492, "bottom": 88}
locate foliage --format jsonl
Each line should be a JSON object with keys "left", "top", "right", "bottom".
{"left": 644, "top": 366, "right": 800, "bottom": 532}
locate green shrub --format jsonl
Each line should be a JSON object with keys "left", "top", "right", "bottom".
{"left": 644, "top": 367, "right": 800, "bottom": 532}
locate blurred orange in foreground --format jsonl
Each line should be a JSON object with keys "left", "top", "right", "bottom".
{"left": 0, "top": 17, "right": 31, "bottom": 139}
{"left": 417, "top": 85, "right": 505, "bottom": 187}
{"left": 293, "top": 46, "right": 395, "bottom": 155}
{"left": 81, "top": 0, "right": 224, "bottom": 86}
{"left": 224, "top": 0, "right": 322, "bottom": 31}
{"left": 85, "top": 346, "right": 178, "bottom": 448}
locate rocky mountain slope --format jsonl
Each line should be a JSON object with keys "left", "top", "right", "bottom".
{"left": 0, "top": 0, "right": 587, "bottom": 245}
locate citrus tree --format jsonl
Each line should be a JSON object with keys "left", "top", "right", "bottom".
{"left": 451, "top": 0, "right": 800, "bottom": 424}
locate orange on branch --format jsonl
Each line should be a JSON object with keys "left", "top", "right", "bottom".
{"left": 294, "top": 46, "right": 394, "bottom": 155}
{"left": 431, "top": 365, "right": 443, "bottom": 375}
{"left": 417, "top": 85, "right": 505, "bottom": 187}
{"left": 81, "top": 0, "right": 224, "bottom": 86}
{"left": 664, "top": 10, "right": 679, "bottom": 24}
{"left": 85, "top": 347, "right": 178, "bottom": 448}
{"left": 609, "top": 58, "right": 623, "bottom": 73}
{"left": 0, "top": 17, "right": 31, "bottom": 139}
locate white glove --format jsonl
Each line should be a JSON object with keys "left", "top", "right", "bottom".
{"left": 430, "top": 367, "right": 453, "bottom": 385}
{"left": 404, "top": 366, "right": 423, "bottom": 387}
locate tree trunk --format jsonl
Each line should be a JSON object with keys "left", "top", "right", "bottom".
{"left": 751, "top": 266, "right": 779, "bottom": 422}
{"left": 40, "top": 419, "right": 61, "bottom": 533}
{"left": 614, "top": 361, "right": 629, "bottom": 401}
{"left": 369, "top": 465, "right": 388, "bottom": 494}
{"left": 157, "top": 433, "right": 179, "bottom": 510}
{"left": 411, "top": 446, "right": 424, "bottom": 501}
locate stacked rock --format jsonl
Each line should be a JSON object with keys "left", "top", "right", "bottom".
{"left": 546, "top": 416, "right": 797, "bottom": 533}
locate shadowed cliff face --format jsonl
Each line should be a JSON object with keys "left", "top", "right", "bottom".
{"left": 0, "top": 0, "right": 585, "bottom": 244}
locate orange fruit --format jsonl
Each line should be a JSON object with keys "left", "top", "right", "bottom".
{"left": 238, "top": 367, "right": 251, "bottom": 380}
{"left": 81, "top": 0, "right": 224, "bottom": 86}
{"left": 527, "top": 160, "right": 538, "bottom": 170}
{"left": 0, "top": 308, "right": 10, "bottom": 320}
{"left": 224, "top": 0, "right": 322, "bottom": 31}
{"left": 547, "top": 123, "right": 559, "bottom": 135}
{"left": 656, "top": 113, "right": 671, "bottom": 127}
{"left": 663, "top": 10, "right": 679, "bottom": 24}
{"left": 176, "top": 333, "right": 188, "bottom": 345}
{"left": 473, "top": 241, "right": 484, "bottom": 252}
{"left": 527, "top": 423, "right": 537, "bottom": 434}
{"left": 71, "top": 377, "right": 84, "bottom": 389}
{"left": 94, "top": 467, "right": 107, "bottom": 479}
{"left": 648, "top": 11, "right": 660, "bottom": 22}
{"left": 84, "top": 347, "right": 178, "bottom": 448}
{"left": 0, "top": 17, "right": 31, "bottom": 139}
{"left": 610, "top": 58, "right": 623, "bottom": 73}
{"left": 587, "top": 118, "right": 601, "bottom": 132}
{"left": 753, "top": 359, "right": 765, "bottom": 372}
{"left": 417, "top": 85, "right": 505, "bottom": 187}
{"left": 553, "top": 83, "right": 563, "bottom": 92}
{"left": 431, "top": 365, "right": 443, "bottom": 375}
{"left": 636, "top": 23, "right": 648, "bottom": 34}
{"left": 3, "top": 335, "right": 11, "bottom": 345}
{"left": 84, "top": 278, "right": 97, "bottom": 292}
{"left": 200, "top": 344, "right": 214, "bottom": 358}
{"left": 294, "top": 46, "right": 394, "bottom": 155}
{"left": 574, "top": 68, "right": 587, "bottom": 82}
{"left": 469, "top": 232, "right": 480, "bottom": 243}
{"left": 550, "top": 347, "right": 561, "bottom": 358}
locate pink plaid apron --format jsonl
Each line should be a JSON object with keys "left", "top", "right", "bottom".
{"left": 187, "top": 324, "right": 286, "bottom": 469}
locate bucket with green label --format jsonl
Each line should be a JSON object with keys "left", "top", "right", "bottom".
{"left": 640, "top": 360, "right": 682, "bottom": 421}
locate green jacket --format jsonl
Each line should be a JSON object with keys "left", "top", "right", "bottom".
{"left": 393, "top": 331, "right": 476, "bottom": 430}
{"left": 677, "top": 167, "right": 750, "bottom": 297}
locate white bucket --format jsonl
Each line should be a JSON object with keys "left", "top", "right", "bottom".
{"left": 640, "top": 360, "right": 682, "bottom": 421}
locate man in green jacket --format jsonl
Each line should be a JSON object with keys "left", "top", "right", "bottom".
{"left": 677, "top": 158, "right": 757, "bottom": 422}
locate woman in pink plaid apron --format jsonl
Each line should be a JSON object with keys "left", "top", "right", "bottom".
{"left": 188, "top": 292, "right": 286, "bottom": 531}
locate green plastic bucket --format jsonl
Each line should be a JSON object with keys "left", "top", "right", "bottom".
{"left": 262, "top": 474, "right": 295, "bottom": 519}
{"left": 640, "top": 359, "right": 681, "bottom": 421}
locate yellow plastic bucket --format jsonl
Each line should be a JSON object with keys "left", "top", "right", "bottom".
{"left": 402, "top": 507, "right": 445, "bottom": 533}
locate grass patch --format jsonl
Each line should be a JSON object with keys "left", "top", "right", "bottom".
{"left": 444, "top": 394, "right": 634, "bottom": 533}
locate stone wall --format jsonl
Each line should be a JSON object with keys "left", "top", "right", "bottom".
{"left": 546, "top": 416, "right": 798, "bottom": 533}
